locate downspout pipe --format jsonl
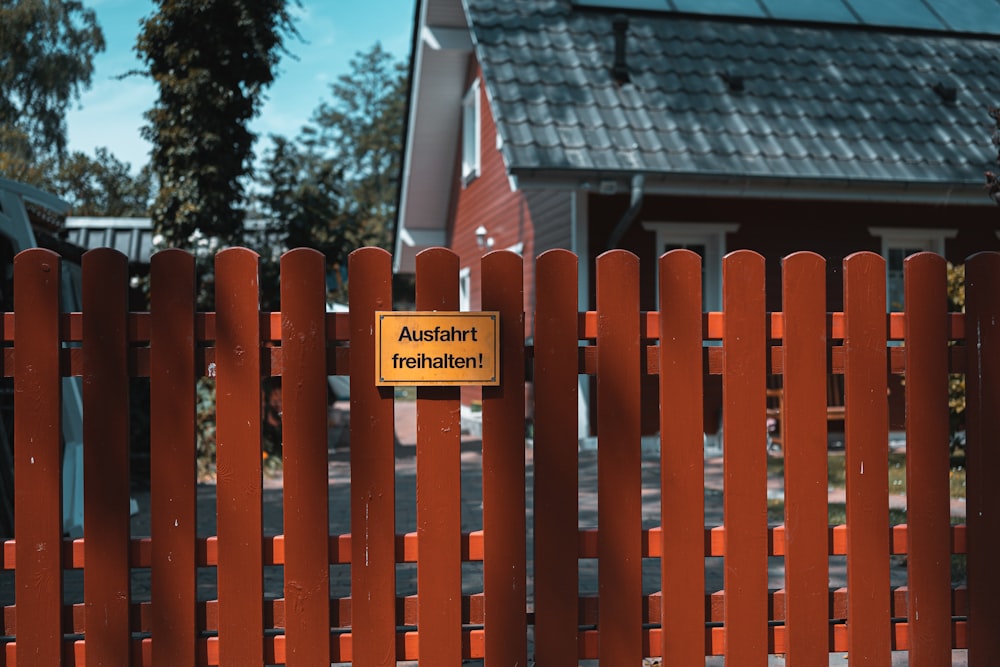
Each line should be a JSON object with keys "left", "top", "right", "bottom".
{"left": 606, "top": 173, "right": 645, "bottom": 250}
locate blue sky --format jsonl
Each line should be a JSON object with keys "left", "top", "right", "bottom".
{"left": 65, "top": 0, "right": 417, "bottom": 172}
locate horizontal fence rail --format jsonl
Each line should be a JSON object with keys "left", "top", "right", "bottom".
{"left": 0, "top": 246, "right": 997, "bottom": 665}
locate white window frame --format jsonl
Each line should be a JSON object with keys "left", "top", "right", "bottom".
{"left": 459, "top": 266, "right": 471, "bottom": 312}
{"left": 868, "top": 227, "right": 956, "bottom": 311}
{"left": 642, "top": 222, "right": 738, "bottom": 312}
{"left": 461, "top": 79, "right": 481, "bottom": 185}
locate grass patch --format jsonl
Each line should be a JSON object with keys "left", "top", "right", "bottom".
{"left": 824, "top": 452, "right": 910, "bottom": 490}
{"left": 768, "top": 501, "right": 907, "bottom": 527}
{"left": 768, "top": 450, "right": 966, "bottom": 500}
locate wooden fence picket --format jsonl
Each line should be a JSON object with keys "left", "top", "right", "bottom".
{"left": 596, "top": 249, "right": 642, "bottom": 665}
{"left": 1, "top": 244, "right": 993, "bottom": 665}
{"left": 532, "top": 249, "right": 580, "bottom": 666}
{"left": 780, "top": 252, "right": 829, "bottom": 662}
{"left": 149, "top": 249, "right": 198, "bottom": 667}
{"left": 903, "top": 252, "right": 951, "bottom": 666}
{"left": 843, "top": 251, "right": 891, "bottom": 663}
{"left": 481, "top": 250, "right": 527, "bottom": 666}
{"left": 214, "top": 248, "right": 264, "bottom": 666}
{"left": 657, "top": 249, "right": 706, "bottom": 664}
{"left": 414, "top": 247, "right": 463, "bottom": 665}
{"left": 13, "top": 248, "right": 64, "bottom": 666}
{"left": 279, "top": 248, "right": 331, "bottom": 666}
{"left": 348, "top": 246, "right": 397, "bottom": 664}
{"left": 721, "top": 250, "right": 768, "bottom": 664}
{"left": 965, "top": 251, "right": 1000, "bottom": 666}
{"left": 82, "top": 249, "right": 131, "bottom": 666}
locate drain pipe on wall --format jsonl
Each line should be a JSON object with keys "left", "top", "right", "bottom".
{"left": 606, "top": 173, "right": 645, "bottom": 250}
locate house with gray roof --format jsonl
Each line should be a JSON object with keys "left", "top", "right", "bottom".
{"left": 395, "top": 0, "right": 1000, "bottom": 438}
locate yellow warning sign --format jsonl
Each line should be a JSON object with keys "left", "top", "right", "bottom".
{"left": 375, "top": 311, "right": 500, "bottom": 386}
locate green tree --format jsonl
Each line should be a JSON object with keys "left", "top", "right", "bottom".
{"left": 136, "top": 0, "right": 298, "bottom": 255}
{"left": 257, "top": 42, "right": 407, "bottom": 303}
{"left": 54, "top": 148, "right": 153, "bottom": 216}
{"left": 0, "top": 125, "right": 57, "bottom": 187}
{"left": 0, "top": 0, "right": 105, "bottom": 162}
{"left": 256, "top": 135, "right": 345, "bottom": 308}
{"left": 311, "top": 43, "right": 406, "bottom": 247}
{"left": 309, "top": 42, "right": 406, "bottom": 249}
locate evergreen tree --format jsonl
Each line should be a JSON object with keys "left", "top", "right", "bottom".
{"left": 255, "top": 135, "right": 345, "bottom": 308}
{"left": 308, "top": 42, "right": 407, "bottom": 254}
{"left": 137, "top": 0, "right": 298, "bottom": 254}
{"left": 256, "top": 42, "right": 408, "bottom": 304}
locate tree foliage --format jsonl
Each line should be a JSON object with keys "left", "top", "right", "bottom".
{"left": 0, "top": 0, "right": 105, "bottom": 161}
{"left": 1, "top": 142, "right": 151, "bottom": 218}
{"left": 0, "top": 124, "right": 56, "bottom": 185}
{"left": 0, "top": 1, "right": 149, "bottom": 219}
{"left": 259, "top": 135, "right": 344, "bottom": 254}
{"left": 252, "top": 135, "right": 342, "bottom": 308}
{"left": 256, "top": 42, "right": 408, "bottom": 303}
{"left": 136, "top": 0, "right": 298, "bottom": 251}
{"left": 53, "top": 148, "right": 153, "bottom": 217}
{"left": 947, "top": 262, "right": 966, "bottom": 443}
{"left": 308, "top": 43, "right": 406, "bottom": 253}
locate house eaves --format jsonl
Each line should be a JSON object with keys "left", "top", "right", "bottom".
{"left": 394, "top": 0, "right": 474, "bottom": 273}
{"left": 0, "top": 177, "right": 71, "bottom": 251}
{"left": 508, "top": 168, "right": 992, "bottom": 207}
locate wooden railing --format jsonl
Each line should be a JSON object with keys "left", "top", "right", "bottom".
{"left": 1, "top": 246, "right": 998, "bottom": 665}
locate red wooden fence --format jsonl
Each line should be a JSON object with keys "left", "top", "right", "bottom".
{"left": 1, "top": 245, "right": 998, "bottom": 665}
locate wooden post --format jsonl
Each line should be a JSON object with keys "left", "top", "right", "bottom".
{"left": 781, "top": 252, "right": 830, "bottom": 663}
{"left": 348, "top": 246, "right": 397, "bottom": 664}
{"left": 13, "top": 248, "right": 64, "bottom": 666}
{"left": 964, "top": 251, "right": 1000, "bottom": 665}
{"left": 214, "top": 248, "right": 264, "bottom": 666}
{"left": 280, "top": 248, "right": 332, "bottom": 665}
{"left": 843, "top": 251, "right": 891, "bottom": 664}
{"left": 903, "top": 252, "right": 952, "bottom": 666}
{"left": 596, "top": 249, "right": 642, "bottom": 665}
{"left": 150, "top": 249, "right": 198, "bottom": 666}
{"left": 481, "top": 250, "right": 527, "bottom": 666}
{"left": 658, "top": 249, "right": 706, "bottom": 665}
{"left": 82, "top": 249, "right": 131, "bottom": 665}
{"left": 415, "top": 248, "right": 463, "bottom": 665}
{"left": 532, "top": 249, "right": 580, "bottom": 665}
{"left": 721, "top": 250, "right": 768, "bottom": 665}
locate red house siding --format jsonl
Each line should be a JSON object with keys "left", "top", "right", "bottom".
{"left": 444, "top": 62, "right": 1000, "bottom": 437}
{"left": 588, "top": 192, "right": 1000, "bottom": 433}
{"left": 588, "top": 193, "right": 1000, "bottom": 311}
{"left": 451, "top": 66, "right": 536, "bottom": 332}
{"left": 450, "top": 66, "right": 537, "bottom": 408}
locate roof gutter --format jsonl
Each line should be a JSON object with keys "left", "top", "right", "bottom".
{"left": 391, "top": 0, "right": 424, "bottom": 273}
{"left": 510, "top": 170, "right": 992, "bottom": 207}
{"left": 606, "top": 173, "right": 645, "bottom": 250}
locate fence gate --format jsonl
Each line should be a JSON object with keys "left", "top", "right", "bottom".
{"left": 1, "top": 245, "right": 999, "bottom": 665}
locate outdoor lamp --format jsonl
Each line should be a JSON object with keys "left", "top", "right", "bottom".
{"left": 475, "top": 225, "right": 494, "bottom": 250}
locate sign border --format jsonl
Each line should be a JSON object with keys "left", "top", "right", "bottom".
{"left": 375, "top": 311, "right": 501, "bottom": 387}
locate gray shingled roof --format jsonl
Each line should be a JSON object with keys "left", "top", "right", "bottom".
{"left": 465, "top": 0, "right": 1000, "bottom": 186}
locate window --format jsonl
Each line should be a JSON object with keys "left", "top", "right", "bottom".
{"left": 642, "top": 222, "right": 738, "bottom": 312}
{"left": 461, "top": 79, "right": 481, "bottom": 184}
{"left": 869, "top": 227, "right": 956, "bottom": 311}
{"left": 459, "top": 266, "right": 471, "bottom": 312}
